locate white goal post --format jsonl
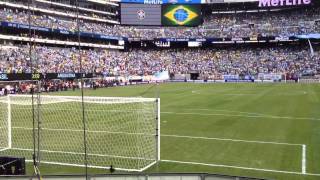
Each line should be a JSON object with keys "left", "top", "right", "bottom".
{"left": 0, "top": 95, "right": 160, "bottom": 172}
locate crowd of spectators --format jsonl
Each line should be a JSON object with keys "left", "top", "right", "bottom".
{"left": 0, "top": 3, "right": 319, "bottom": 82}
{"left": 2, "top": 0, "right": 118, "bottom": 20}
{"left": 0, "top": 44, "right": 319, "bottom": 77}
{"left": 0, "top": 5, "right": 319, "bottom": 38}
{"left": 0, "top": 79, "right": 119, "bottom": 96}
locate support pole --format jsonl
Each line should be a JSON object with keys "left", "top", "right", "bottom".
{"left": 7, "top": 95, "right": 11, "bottom": 149}
{"left": 156, "top": 98, "right": 160, "bottom": 161}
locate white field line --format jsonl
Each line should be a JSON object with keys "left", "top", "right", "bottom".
{"left": 161, "top": 159, "right": 320, "bottom": 176}
{"left": 24, "top": 160, "right": 143, "bottom": 172}
{"left": 5, "top": 130, "right": 313, "bottom": 175}
{"left": 161, "top": 111, "right": 320, "bottom": 121}
{"left": 224, "top": 94, "right": 256, "bottom": 96}
{"left": 10, "top": 147, "right": 155, "bottom": 161}
{"left": 12, "top": 126, "right": 301, "bottom": 146}
{"left": 11, "top": 105, "right": 320, "bottom": 121}
{"left": 9, "top": 128, "right": 309, "bottom": 174}
{"left": 162, "top": 134, "right": 310, "bottom": 176}
{"left": 162, "top": 134, "right": 302, "bottom": 146}
{"left": 188, "top": 108, "right": 320, "bottom": 122}
{"left": 302, "top": 144, "right": 307, "bottom": 174}
{"left": 139, "top": 160, "right": 158, "bottom": 172}
{"left": 0, "top": 148, "right": 10, "bottom": 152}
{"left": 186, "top": 108, "right": 274, "bottom": 117}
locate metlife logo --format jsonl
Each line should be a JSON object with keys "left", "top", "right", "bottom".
{"left": 259, "top": 0, "right": 312, "bottom": 7}
{"left": 121, "top": 0, "right": 201, "bottom": 4}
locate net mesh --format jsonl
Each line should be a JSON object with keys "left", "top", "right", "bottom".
{"left": 0, "top": 95, "right": 159, "bottom": 171}
{"left": 0, "top": 96, "right": 9, "bottom": 150}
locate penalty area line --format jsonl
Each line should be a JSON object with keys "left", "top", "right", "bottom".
{"left": 24, "top": 160, "right": 143, "bottom": 172}
{"left": 0, "top": 148, "right": 10, "bottom": 152}
{"left": 161, "top": 159, "right": 320, "bottom": 176}
{"left": 302, "top": 144, "right": 306, "bottom": 174}
{"left": 162, "top": 134, "right": 302, "bottom": 146}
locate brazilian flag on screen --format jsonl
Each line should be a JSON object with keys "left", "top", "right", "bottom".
{"left": 162, "top": 5, "right": 202, "bottom": 26}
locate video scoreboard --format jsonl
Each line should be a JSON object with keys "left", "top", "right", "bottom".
{"left": 120, "top": 4, "right": 162, "bottom": 26}
{"left": 120, "top": 4, "right": 202, "bottom": 26}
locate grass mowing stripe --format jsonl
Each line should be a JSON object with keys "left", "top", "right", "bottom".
{"left": 161, "top": 112, "right": 320, "bottom": 121}
{"left": 161, "top": 159, "right": 320, "bottom": 176}
{"left": 13, "top": 126, "right": 301, "bottom": 146}
{"left": 186, "top": 108, "right": 271, "bottom": 116}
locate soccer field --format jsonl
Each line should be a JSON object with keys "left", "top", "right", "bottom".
{"left": 2, "top": 83, "right": 320, "bottom": 180}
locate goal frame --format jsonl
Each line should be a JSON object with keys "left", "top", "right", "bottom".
{"left": 7, "top": 95, "right": 12, "bottom": 149}
{"left": 1, "top": 94, "right": 160, "bottom": 172}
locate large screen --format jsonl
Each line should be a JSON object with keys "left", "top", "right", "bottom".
{"left": 161, "top": 5, "right": 202, "bottom": 26}
{"left": 121, "top": 4, "right": 161, "bottom": 26}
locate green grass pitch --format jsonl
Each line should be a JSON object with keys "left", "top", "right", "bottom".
{"left": 1, "top": 82, "right": 320, "bottom": 180}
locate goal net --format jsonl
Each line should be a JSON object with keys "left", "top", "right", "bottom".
{"left": 0, "top": 95, "right": 160, "bottom": 172}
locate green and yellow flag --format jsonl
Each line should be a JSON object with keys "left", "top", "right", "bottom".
{"left": 162, "top": 5, "right": 201, "bottom": 26}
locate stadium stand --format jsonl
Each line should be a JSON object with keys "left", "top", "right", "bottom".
{"left": 0, "top": 44, "right": 319, "bottom": 76}
{"left": 0, "top": 1, "right": 319, "bottom": 38}
{"left": 0, "top": 0, "right": 319, "bottom": 81}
